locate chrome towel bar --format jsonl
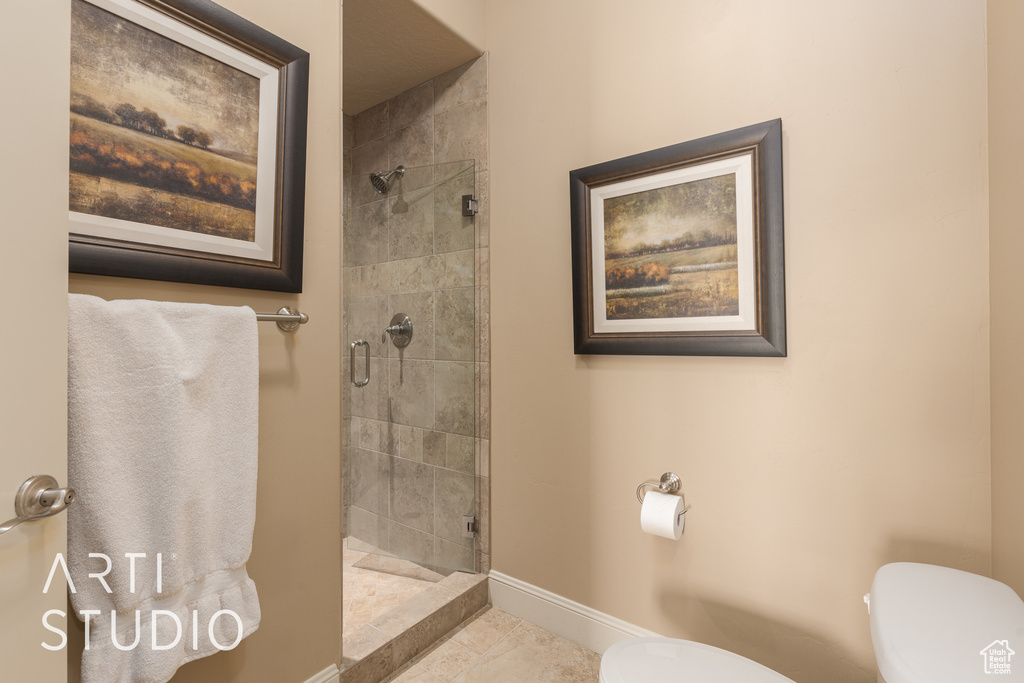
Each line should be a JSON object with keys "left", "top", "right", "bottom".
{"left": 256, "top": 306, "right": 308, "bottom": 333}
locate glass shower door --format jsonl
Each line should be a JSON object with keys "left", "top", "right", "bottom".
{"left": 343, "top": 160, "right": 477, "bottom": 574}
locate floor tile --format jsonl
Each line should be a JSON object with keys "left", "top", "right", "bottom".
{"left": 344, "top": 537, "right": 439, "bottom": 641}
{"left": 382, "top": 608, "right": 600, "bottom": 683}
{"left": 451, "top": 620, "right": 600, "bottom": 683}
{"left": 346, "top": 539, "right": 601, "bottom": 683}
{"left": 389, "top": 663, "right": 446, "bottom": 682}
{"left": 450, "top": 608, "right": 521, "bottom": 655}
{"left": 418, "top": 637, "right": 479, "bottom": 681}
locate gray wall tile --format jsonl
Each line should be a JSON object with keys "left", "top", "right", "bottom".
{"left": 475, "top": 438, "right": 489, "bottom": 479}
{"left": 398, "top": 425, "right": 423, "bottom": 462}
{"left": 358, "top": 418, "right": 380, "bottom": 451}
{"left": 435, "top": 537, "right": 474, "bottom": 573}
{"left": 379, "top": 419, "right": 399, "bottom": 456}
{"left": 422, "top": 430, "right": 447, "bottom": 467}
{"left": 389, "top": 117, "right": 434, "bottom": 171}
{"left": 476, "top": 286, "right": 490, "bottom": 363}
{"left": 345, "top": 294, "right": 389, "bottom": 357}
{"left": 348, "top": 356, "right": 389, "bottom": 421}
{"left": 397, "top": 254, "right": 443, "bottom": 293}
{"left": 476, "top": 362, "right": 490, "bottom": 439}
{"left": 390, "top": 457, "right": 435, "bottom": 533}
{"left": 389, "top": 358, "right": 435, "bottom": 429}
{"left": 349, "top": 447, "right": 390, "bottom": 516}
{"left": 389, "top": 187, "right": 435, "bottom": 260}
{"left": 348, "top": 506, "right": 389, "bottom": 552}
{"left": 388, "top": 520, "right": 435, "bottom": 567}
{"left": 389, "top": 80, "right": 434, "bottom": 132}
{"left": 434, "top": 170, "right": 475, "bottom": 254}
{"left": 476, "top": 475, "right": 490, "bottom": 555}
{"left": 345, "top": 262, "right": 398, "bottom": 297}
{"left": 444, "top": 250, "right": 476, "bottom": 289}
{"left": 354, "top": 100, "right": 388, "bottom": 147}
{"left": 345, "top": 200, "right": 388, "bottom": 267}
{"left": 435, "top": 288, "right": 475, "bottom": 362}
{"left": 352, "top": 137, "right": 389, "bottom": 207}
{"left": 343, "top": 113, "right": 355, "bottom": 151}
{"left": 434, "top": 97, "right": 488, "bottom": 172}
{"left": 435, "top": 361, "right": 475, "bottom": 435}
{"left": 475, "top": 171, "right": 489, "bottom": 249}
{"left": 447, "top": 434, "right": 475, "bottom": 474}
{"left": 433, "top": 54, "right": 487, "bottom": 115}
{"left": 435, "top": 468, "right": 475, "bottom": 547}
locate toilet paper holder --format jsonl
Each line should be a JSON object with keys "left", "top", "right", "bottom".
{"left": 636, "top": 472, "right": 686, "bottom": 506}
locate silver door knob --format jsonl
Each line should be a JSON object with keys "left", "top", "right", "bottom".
{"left": 0, "top": 474, "right": 75, "bottom": 535}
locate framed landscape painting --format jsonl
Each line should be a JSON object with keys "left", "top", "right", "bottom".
{"left": 570, "top": 119, "right": 786, "bottom": 357}
{"left": 68, "top": 0, "right": 308, "bottom": 292}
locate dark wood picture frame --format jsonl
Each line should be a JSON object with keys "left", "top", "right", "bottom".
{"left": 570, "top": 119, "right": 786, "bottom": 356}
{"left": 69, "top": 0, "right": 309, "bottom": 292}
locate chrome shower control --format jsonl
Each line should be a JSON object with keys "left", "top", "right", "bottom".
{"left": 382, "top": 314, "right": 413, "bottom": 348}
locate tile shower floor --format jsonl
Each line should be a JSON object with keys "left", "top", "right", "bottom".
{"left": 344, "top": 539, "right": 601, "bottom": 682}
{"left": 382, "top": 607, "right": 602, "bottom": 683}
{"left": 343, "top": 538, "right": 446, "bottom": 636}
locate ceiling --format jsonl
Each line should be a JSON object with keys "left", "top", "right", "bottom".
{"left": 343, "top": 0, "right": 482, "bottom": 115}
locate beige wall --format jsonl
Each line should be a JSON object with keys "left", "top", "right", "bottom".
{"left": 67, "top": 0, "right": 343, "bottom": 680}
{"left": 989, "top": 0, "right": 1024, "bottom": 596}
{"left": 484, "top": 1, "right": 990, "bottom": 681}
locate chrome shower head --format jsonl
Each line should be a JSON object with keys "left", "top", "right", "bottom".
{"left": 369, "top": 165, "right": 405, "bottom": 194}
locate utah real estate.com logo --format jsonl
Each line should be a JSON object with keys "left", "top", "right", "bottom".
{"left": 981, "top": 640, "right": 1014, "bottom": 675}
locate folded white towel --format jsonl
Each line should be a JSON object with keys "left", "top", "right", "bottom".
{"left": 67, "top": 294, "right": 261, "bottom": 683}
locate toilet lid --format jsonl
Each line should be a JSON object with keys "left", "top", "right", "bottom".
{"left": 600, "top": 638, "right": 794, "bottom": 682}
{"left": 869, "top": 563, "right": 1024, "bottom": 683}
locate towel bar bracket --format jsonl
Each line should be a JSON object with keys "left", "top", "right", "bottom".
{"left": 255, "top": 307, "right": 308, "bottom": 333}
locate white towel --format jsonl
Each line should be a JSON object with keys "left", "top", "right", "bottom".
{"left": 67, "top": 294, "right": 261, "bottom": 683}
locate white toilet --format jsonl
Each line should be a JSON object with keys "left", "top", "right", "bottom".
{"left": 599, "top": 637, "right": 794, "bottom": 682}
{"left": 601, "top": 562, "right": 1024, "bottom": 681}
{"left": 867, "top": 562, "right": 1024, "bottom": 682}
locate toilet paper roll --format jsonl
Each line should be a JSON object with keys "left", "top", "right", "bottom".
{"left": 640, "top": 490, "right": 685, "bottom": 540}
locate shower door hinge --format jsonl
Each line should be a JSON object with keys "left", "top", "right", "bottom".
{"left": 462, "top": 195, "right": 479, "bottom": 217}
{"left": 462, "top": 515, "right": 477, "bottom": 538}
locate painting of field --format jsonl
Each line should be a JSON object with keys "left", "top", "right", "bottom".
{"left": 70, "top": 0, "right": 260, "bottom": 240}
{"left": 603, "top": 174, "right": 738, "bottom": 320}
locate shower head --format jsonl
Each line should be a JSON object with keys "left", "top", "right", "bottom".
{"left": 369, "top": 165, "right": 405, "bottom": 195}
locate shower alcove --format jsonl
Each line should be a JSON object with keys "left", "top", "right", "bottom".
{"left": 341, "top": 1, "right": 490, "bottom": 679}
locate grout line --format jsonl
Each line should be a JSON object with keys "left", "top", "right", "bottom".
{"left": 466, "top": 617, "right": 525, "bottom": 663}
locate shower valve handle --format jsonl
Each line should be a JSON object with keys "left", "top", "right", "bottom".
{"left": 382, "top": 314, "right": 413, "bottom": 348}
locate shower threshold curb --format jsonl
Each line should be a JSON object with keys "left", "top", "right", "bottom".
{"left": 340, "top": 571, "right": 489, "bottom": 683}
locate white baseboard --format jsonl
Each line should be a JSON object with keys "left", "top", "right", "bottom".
{"left": 303, "top": 664, "right": 340, "bottom": 683}
{"left": 488, "top": 571, "right": 660, "bottom": 655}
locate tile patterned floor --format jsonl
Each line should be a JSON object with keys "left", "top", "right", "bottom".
{"left": 343, "top": 539, "right": 443, "bottom": 636}
{"left": 382, "top": 607, "right": 602, "bottom": 683}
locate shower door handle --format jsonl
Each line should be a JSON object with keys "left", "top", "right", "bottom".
{"left": 350, "top": 340, "right": 370, "bottom": 387}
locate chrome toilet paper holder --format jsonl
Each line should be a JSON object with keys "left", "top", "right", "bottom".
{"left": 636, "top": 472, "right": 686, "bottom": 506}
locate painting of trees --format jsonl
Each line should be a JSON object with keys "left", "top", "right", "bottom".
{"left": 69, "top": 0, "right": 260, "bottom": 239}
{"left": 602, "top": 174, "right": 740, "bottom": 320}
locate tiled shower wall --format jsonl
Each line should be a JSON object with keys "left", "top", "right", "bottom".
{"left": 342, "top": 55, "right": 490, "bottom": 574}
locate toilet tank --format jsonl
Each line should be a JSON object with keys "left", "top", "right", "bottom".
{"left": 868, "top": 563, "right": 1024, "bottom": 683}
